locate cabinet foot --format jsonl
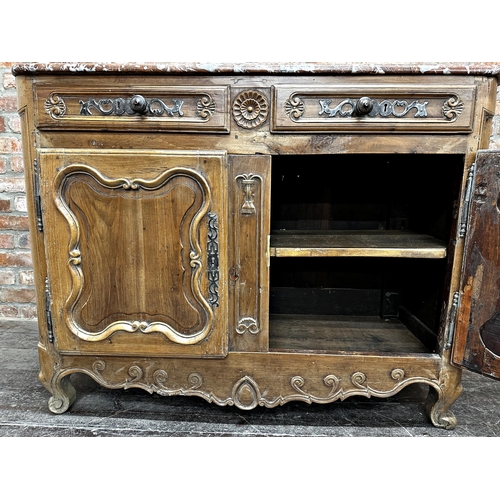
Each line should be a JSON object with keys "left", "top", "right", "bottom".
{"left": 424, "top": 355, "right": 463, "bottom": 430}
{"left": 47, "top": 373, "right": 77, "bottom": 414}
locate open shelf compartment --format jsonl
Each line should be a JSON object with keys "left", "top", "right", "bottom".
{"left": 268, "top": 154, "right": 464, "bottom": 355}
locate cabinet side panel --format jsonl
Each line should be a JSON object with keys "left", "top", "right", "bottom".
{"left": 229, "top": 155, "right": 271, "bottom": 352}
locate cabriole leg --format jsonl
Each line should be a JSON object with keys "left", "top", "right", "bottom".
{"left": 425, "top": 353, "right": 463, "bottom": 430}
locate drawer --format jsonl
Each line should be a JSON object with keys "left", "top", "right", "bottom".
{"left": 271, "top": 83, "right": 476, "bottom": 133}
{"left": 35, "top": 83, "right": 230, "bottom": 132}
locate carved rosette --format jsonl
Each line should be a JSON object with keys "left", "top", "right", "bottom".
{"left": 285, "top": 96, "right": 305, "bottom": 120}
{"left": 442, "top": 95, "right": 464, "bottom": 121}
{"left": 45, "top": 94, "right": 67, "bottom": 118}
{"left": 232, "top": 90, "right": 268, "bottom": 129}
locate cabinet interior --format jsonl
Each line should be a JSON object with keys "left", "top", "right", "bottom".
{"left": 268, "top": 154, "right": 464, "bottom": 354}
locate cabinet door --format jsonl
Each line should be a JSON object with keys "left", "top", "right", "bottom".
{"left": 453, "top": 150, "right": 500, "bottom": 378}
{"left": 39, "top": 149, "right": 228, "bottom": 357}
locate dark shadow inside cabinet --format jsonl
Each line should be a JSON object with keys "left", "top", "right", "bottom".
{"left": 268, "top": 154, "right": 464, "bottom": 354}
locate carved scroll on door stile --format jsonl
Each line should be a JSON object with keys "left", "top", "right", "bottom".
{"left": 53, "top": 163, "right": 217, "bottom": 344}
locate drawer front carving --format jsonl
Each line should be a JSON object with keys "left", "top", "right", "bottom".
{"left": 36, "top": 85, "right": 230, "bottom": 132}
{"left": 271, "top": 84, "right": 476, "bottom": 133}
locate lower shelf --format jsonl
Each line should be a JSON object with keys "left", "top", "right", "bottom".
{"left": 269, "top": 314, "right": 430, "bottom": 354}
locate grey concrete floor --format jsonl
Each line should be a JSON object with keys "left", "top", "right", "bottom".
{"left": 1, "top": 317, "right": 500, "bottom": 437}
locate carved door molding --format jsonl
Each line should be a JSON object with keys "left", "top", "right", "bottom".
{"left": 40, "top": 149, "right": 228, "bottom": 357}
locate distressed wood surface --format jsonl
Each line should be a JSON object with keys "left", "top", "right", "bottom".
{"left": 453, "top": 151, "right": 500, "bottom": 378}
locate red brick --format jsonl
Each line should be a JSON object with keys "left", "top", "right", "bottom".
{"left": 0, "top": 199, "right": 11, "bottom": 212}
{"left": 0, "top": 158, "right": 5, "bottom": 173}
{"left": 11, "top": 155, "right": 24, "bottom": 173}
{"left": 0, "top": 116, "right": 5, "bottom": 133}
{"left": 7, "top": 115, "right": 20, "bottom": 133}
{"left": 0, "top": 270, "right": 15, "bottom": 284}
{"left": 0, "top": 137, "right": 22, "bottom": 154}
{"left": 0, "top": 96, "right": 18, "bottom": 112}
{"left": 17, "top": 233, "right": 31, "bottom": 249}
{"left": 0, "top": 252, "right": 32, "bottom": 266}
{"left": 20, "top": 306, "right": 38, "bottom": 319}
{"left": 14, "top": 196, "right": 26, "bottom": 212}
{"left": 0, "top": 305, "right": 19, "bottom": 317}
{"left": 0, "top": 234, "right": 14, "bottom": 248}
{"left": 19, "top": 270, "right": 34, "bottom": 285}
{"left": 3, "top": 73, "right": 15, "bottom": 89}
{"left": 0, "top": 215, "right": 29, "bottom": 230}
{"left": 0, "top": 177, "right": 25, "bottom": 192}
{"left": 0, "top": 288, "right": 37, "bottom": 303}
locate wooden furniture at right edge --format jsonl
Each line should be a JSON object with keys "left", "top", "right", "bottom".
{"left": 13, "top": 63, "right": 500, "bottom": 429}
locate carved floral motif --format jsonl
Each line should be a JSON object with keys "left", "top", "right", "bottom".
{"left": 285, "top": 96, "right": 305, "bottom": 119}
{"left": 45, "top": 94, "right": 67, "bottom": 118}
{"left": 197, "top": 95, "right": 216, "bottom": 118}
{"left": 232, "top": 90, "right": 268, "bottom": 129}
{"left": 442, "top": 95, "right": 464, "bottom": 121}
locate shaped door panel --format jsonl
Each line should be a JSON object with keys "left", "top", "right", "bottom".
{"left": 40, "top": 149, "right": 228, "bottom": 357}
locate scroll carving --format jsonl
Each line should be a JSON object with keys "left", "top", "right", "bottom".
{"left": 442, "top": 95, "right": 464, "bottom": 121}
{"left": 45, "top": 94, "right": 67, "bottom": 118}
{"left": 47, "top": 360, "right": 458, "bottom": 428}
{"left": 197, "top": 95, "right": 216, "bottom": 118}
{"left": 285, "top": 96, "right": 305, "bottom": 119}
{"left": 318, "top": 98, "right": 429, "bottom": 118}
{"left": 207, "top": 212, "right": 220, "bottom": 308}
{"left": 79, "top": 97, "right": 185, "bottom": 117}
{"left": 54, "top": 164, "right": 215, "bottom": 344}
{"left": 236, "top": 317, "right": 260, "bottom": 335}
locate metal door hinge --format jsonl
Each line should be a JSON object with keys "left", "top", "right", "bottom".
{"left": 45, "top": 277, "right": 54, "bottom": 343}
{"left": 33, "top": 159, "right": 43, "bottom": 232}
{"left": 459, "top": 163, "right": 476, "bottom": 239}
{"left": 445, "top": 291, "right": 461, "bottom": 349}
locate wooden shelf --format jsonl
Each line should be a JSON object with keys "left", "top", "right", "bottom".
{"left": 270, "top": 230, "right": 447, "bottom": 259}
{"left": 269, "top": 314, "right": 430, "bottom": 354}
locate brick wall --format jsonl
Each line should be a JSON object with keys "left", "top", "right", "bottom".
{"left": 0, "top": 63, "right": 36, "bottom": 319}
{"left": 1, "top": 62, "right": 500, "bottom": 320}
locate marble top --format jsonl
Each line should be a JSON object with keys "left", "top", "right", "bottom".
{"left": 11, "top": 62, "right": 500, "bottom": 76}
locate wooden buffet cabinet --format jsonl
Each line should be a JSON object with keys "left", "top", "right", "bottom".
{"left": 13, "top": 62, "right": 500, "bottom": 429}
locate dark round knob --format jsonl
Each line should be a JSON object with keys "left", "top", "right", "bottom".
{"left": 355, "top": 97, "right": 374, "bottom": 116}
{"left": 130, "top": 95, "right": 148, "bottom": 114}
